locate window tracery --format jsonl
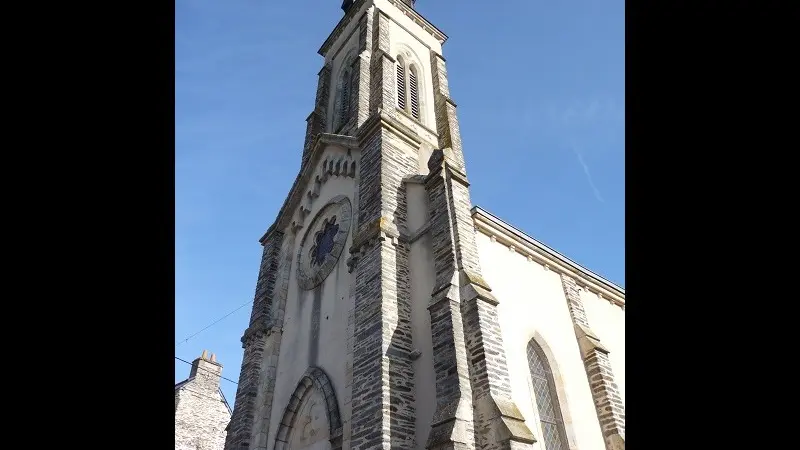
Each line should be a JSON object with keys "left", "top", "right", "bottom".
{"left": 527, "top": 339, "right": 569, "bottom": 450}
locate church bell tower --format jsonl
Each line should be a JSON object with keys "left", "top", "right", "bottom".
{"left": 224, "top": 1, "right": 537, "bottom": 449}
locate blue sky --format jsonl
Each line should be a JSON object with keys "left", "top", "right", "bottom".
{"left": 175, "top": 0, "right": 624, "bottom": 405}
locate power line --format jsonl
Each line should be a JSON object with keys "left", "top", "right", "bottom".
{"left": 175, "top": 299, "right": 253, "bottom": 347}
{"left": 175, "top": 356, "right": 239, "bottom": 385}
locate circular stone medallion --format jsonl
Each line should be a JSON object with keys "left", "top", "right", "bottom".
{"left": 296, "top": 195, "right": 352, "bottom": 291}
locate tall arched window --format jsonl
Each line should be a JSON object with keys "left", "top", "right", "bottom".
{"left": 333, "top": 63, "right": 355, "bottom": 131}
{"left": 395, "top": 56, "right": 420, "bottom": 120}
{"left": 527, "top": 340, "right": 569, "bottom": 450}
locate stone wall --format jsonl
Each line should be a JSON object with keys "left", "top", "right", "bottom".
{"left": 176, "top": 352, "right": 232, "bottom": 450}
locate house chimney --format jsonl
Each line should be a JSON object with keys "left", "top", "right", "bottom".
{"left": 189, "top": 349, "right": 224, "bottom": 390}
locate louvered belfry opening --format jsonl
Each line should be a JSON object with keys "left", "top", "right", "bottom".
{"left": 527, "top": 340, "right": 569, "bottom": 450}
{"left": 341, "top": 71, "right": 350, "bottom": 119}
{"left": 409, "top": 66, "right": 419, "bottom": 119}
{"left": 396, "top": 58, "right": 406, "bottom": 111}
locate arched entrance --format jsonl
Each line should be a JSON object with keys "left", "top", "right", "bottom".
{"left": 273, "top": 367, "right": 342, "bottom": 450}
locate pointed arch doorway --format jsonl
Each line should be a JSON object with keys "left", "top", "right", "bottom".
{"left": 273, "top": 367, "right": 342, "bottom": 450}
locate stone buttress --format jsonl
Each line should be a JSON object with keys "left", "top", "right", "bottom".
{"left": 560, "top": 275, "right": 625, "bottom": 450}
{"left": 345, "top": 6, "right": 418, "bottom": 450}
{"left": 423, "top": 51, "right": 536, "bottom": 450}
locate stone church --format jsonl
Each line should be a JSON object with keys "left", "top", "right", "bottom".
{"left": 224, "top": 1, "right": 625, "bottom": 450}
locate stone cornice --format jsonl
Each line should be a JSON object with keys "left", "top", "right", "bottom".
{"left": 471, "top": 206, "right": 625, "bottom": 305}
{"left": 259, "top": 133, "right": 359, "bottom": 244}
{"left": 385, "top": 0, "right": 448, "bottom": 44}
{"left": 319, "top": 0, "right": 448, "bottom": 58}
{"left": 357, "top": 110, "right": 424, "bottom": 149}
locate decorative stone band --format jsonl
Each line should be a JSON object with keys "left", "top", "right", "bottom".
{"left": 273, "top": 366, "right": 343, "bottom": 450}
{"left": 357, "top": 110, "right": 425, "bottom": 150}
{"left": 560, "top": 274, "right": 625, "bottom": 450}
{"left": 240, "top": 322, "right": 275, "bottom": 347}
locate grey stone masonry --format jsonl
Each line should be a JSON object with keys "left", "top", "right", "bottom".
{"left": 560, "top": 274, "right": 625, "bottom": 450}
{"left": 249, "top": 237, "right": 280, "bottom": 328}
{"left": 348, "top": 120, "right": 418, "bottom": 448}
{"left": 430, "top": 52, "right": 465, "bottom": 173}
{"left": 303, "top": 63, "right": 332, "bottom": 168}
{"left": 345, "top": 11, "right": 424, "bottom": 442}
{"left": 423, "top": 151, "right": 476, "bottom": 450}
{"left": 369, "top": 10, "right": 397, "bottom": 121}
{"left": 251, "top": 232, "right": 296, "bottom": 449}
{"left": 224, "top": 231, "right": 285, "bottom": 450}
{"left": 175, "top": 351, "right": 231, "bottom": 450}
{"left": 425, "top": 149, "right": 535, "bottom": 450}
{"left": 353, "top": 11, "right": 373, "bottom": 128}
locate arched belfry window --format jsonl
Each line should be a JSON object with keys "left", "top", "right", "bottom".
{"left": 527, "top": 340, "right": 569, "bottom": 450}
{"left": 333, "top": 62, "right": 355, "bottom": 131}
{"left": 395, "top": 56, "right": 421, "bottom": 120}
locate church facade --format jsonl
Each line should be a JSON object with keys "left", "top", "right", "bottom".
{"left": 224, "top": 1, "right": 625, "bottom": 450}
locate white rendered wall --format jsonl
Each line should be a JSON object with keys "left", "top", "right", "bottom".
{"left": 475, "top": 232, "right": 610, "bottom": 450}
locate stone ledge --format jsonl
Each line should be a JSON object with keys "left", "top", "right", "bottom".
{"left": 427, "top": 398, "right": 473, "bottom": 447}
{"left": 475, "top": 395, "right": 536, "bottom": 445}
{"left": 350, "top": 216, "right": 399, "bottom": 251}
{"left": 425, "top": 148, "right": 470, "bottom": 186}
{"left": 356, "top": 109, "right": 424, "bottom": 149}
{"left": 574, "top": 323, "right": 610, "bottom": 357}
{"left": 240, "top": 322, "right": 274, "bottom": 345}
{"left": 607, "top": 434, "right": 625, "bottom": 450}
